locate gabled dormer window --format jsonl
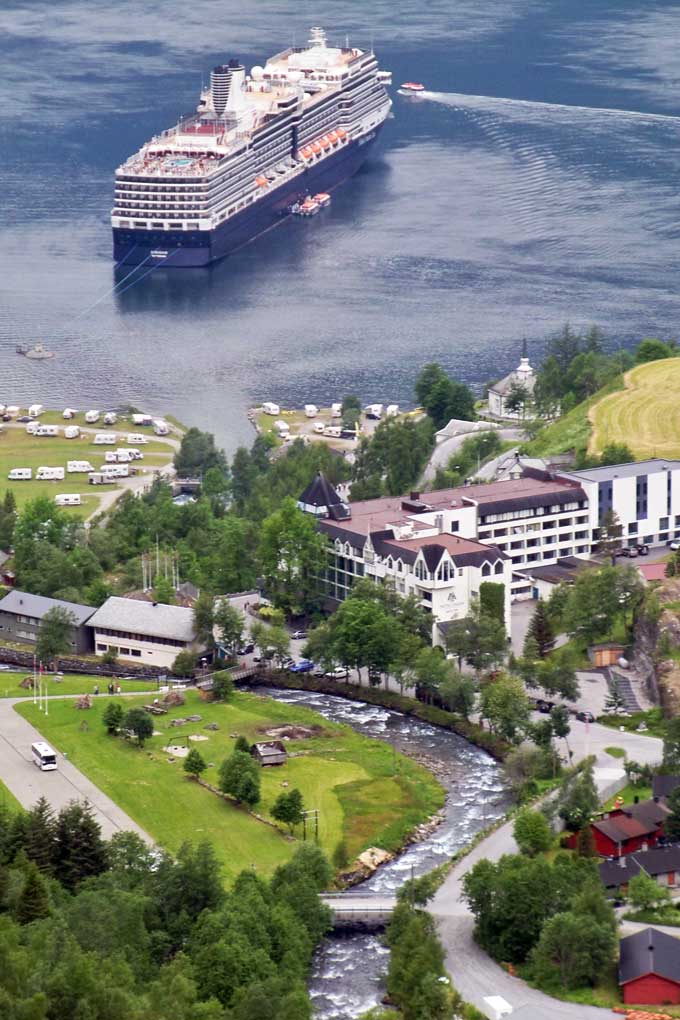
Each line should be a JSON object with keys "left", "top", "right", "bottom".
{"left": 415, "top": 560, "right": 429, "bottom": 581}
{"left": 481, "top": 562, "right": 492, "bottom": 577}
{"left": 494, "top": 560, "right": 504, "bottom": 575}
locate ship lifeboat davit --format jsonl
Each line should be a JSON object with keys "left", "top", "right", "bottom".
{"left": 399, "top": 81, "right": 425, "bottom": 94}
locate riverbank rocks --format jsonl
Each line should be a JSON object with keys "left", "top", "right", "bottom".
{"left": 204, "top": 722, "right": 219, "bottom": 731}
{"left": 405, "top": 809, "right": 446, "bottom": 846}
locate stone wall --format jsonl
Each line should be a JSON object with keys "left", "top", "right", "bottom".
{"left": 0, "top": 645, "right": 167, "bottom": 679}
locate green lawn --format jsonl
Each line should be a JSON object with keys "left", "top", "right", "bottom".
{"left": 0, "top": 671, "right": 156, "bottom": 698}
{"left": 16, "top": 689, "right": 444, "bottom": 881}
{"left": 0, "top": 422, "right": 174, "bottom": 509}
{"left": 598, "top": 707, "right": 666, "bottom": 738}
{"left": 603, "top": 746, "right": 626, "bottom": 759}
{"left": 0, "top": 780, "right": 22, "bottom": 813}
{"left": 523, "top": 375, "right": 624, "bottom": 460}
{"left": 603, "top": 782, "right": 652, "bottom": 810}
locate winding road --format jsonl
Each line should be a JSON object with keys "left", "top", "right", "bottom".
{"left": 430, "top": 721, "right": 663, "bottom": 1019}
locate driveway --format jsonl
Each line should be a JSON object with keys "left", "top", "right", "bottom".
{"left": 421, "top": 427, "right": 525, "bottom": 485}
{"left": 430, "top": 724, "right": 663, "bottom": 1019}
{"left": 0, "top": 698, "right": 152, "bottom": 843}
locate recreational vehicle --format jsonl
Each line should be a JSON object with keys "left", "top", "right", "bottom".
{"left": 93, "top": 433, "right": 116, "bottom": 445}
{"left": 36, "top": 467, "right": 65, "bottom": 481}
{"left": 67, "top": 461, "right": 95, "bottom": 473}
{"left": 55, "top": 494, "right": 82, "bottom": 507}
{"left": 85, "top": 410, "right": 100, "bottom": 424}
{"left": 7, "top": 468, "right": 32, "bottom": 480}
{"left": 64, "top": 426, "right": 80, "bottom": 439}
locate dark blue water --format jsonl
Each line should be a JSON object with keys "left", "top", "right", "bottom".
{"left": 2, "top": 1, "right": 680, "bottom": 451}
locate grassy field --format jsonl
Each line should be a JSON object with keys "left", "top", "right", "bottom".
{"left": 603, "top": 782, "right": 652, "bottom": 810}
{"left": 589, "top": 358, "right": 680, "bottom": 458}
{"left": 523, "top": 375, "right": 624, "bottom": 459}
{"left": 0, "top": 670, "right": 156, "bottom": 698}
{"left": 16, "top": 689, "right": 444, "bottom": 881}
{"left": 0, "top": 779, "right": 22, "bottom": 812}
{"left": 0, "top": 421, "right": 175, "bottom": 510}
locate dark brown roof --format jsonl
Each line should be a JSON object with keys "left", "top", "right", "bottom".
{"left": 298, "top": 473, "right": 351, "bottom": 521}
{"left": 653, "top": 776, "right": 680, "bottom": 800}
{"left": 600, "top": 843, "right": 680, "bottom": 888}
{"left": 619, "top": 927, "right": 680, "bottom": 986}
{"left": 593, "top": 816, "right": 650, "bottom": 843}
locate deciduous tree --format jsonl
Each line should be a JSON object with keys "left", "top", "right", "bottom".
{"left": 35, "top": 606, "right": 77, "bottom": 668}
{"left": 183, "top": 749, "right": 207, "bottom": 780}
{"left": 513, "top": 810, "right": 552, "bottom": 857}
{"left": 219, "top": 750, "right": 261, "bottom": 807}
{"left": 271, "top": 789, "right": 304, "bottom": 833}
{"left": 123, "top": 707, "right": 154, "bottom": 747}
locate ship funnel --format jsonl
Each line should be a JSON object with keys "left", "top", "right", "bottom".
{"left": 210, "top": 60, "right": 246, "bottom": 117}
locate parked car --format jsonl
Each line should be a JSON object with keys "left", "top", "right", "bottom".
{"left": 636, "top": 544, "right": 649, "bottom": 556}
{"left": 668, "top": 541, "right": 680, "bottom": 551}
{"left": 576, "top": 710, "right": 595, "bottom": 723}
{"left": 291, "top": 630, "right": 308, "bottom": 640}
{"left": 620, "top": 546, "right": 638, "bottom": 558}
{"left": 325, "top": 667, "right": 349, "bottom": 680}
{"left": 281, "top": 656, "right": 295, "bottom": 669}
{"left": 289, "top": 659, "right": 314, "bottom": 673}
{"left": 238, "top": 642, "right": 255, "bottom": 655}
{"left": 16, "top": 415, "right": 31, "bottom": 423}
{"left": 534, "top": 698, "right": 555, "bottom": 713}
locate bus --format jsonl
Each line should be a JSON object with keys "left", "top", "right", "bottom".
{"left": 31, "top": 742, "right": 57, "bottom": 771}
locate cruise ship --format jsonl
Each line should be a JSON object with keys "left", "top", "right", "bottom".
{"left": 112, "top": 28, "right": 392, "bottom": 267}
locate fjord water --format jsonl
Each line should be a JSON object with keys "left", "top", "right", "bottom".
{"left": 2, "top": 0, "right": 680, "bottom": 450}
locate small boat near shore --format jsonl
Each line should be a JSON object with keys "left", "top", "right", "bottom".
{"left": 16, "top": 343, "right": 55, "bottom": 360}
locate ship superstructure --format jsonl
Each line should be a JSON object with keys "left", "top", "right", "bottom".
{"left": 112, "top": 28, "right": 392, "bottom": 267}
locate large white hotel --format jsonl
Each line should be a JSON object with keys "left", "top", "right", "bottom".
{"left": 298, "top": 460, "right": 680, "bottom": 642}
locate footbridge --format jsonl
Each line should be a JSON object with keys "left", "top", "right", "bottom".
{"left": 320, "top": 893, "right": 398, "bottom": 930}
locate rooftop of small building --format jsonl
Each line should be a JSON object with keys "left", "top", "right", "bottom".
{"left": 87, "top": 596, "right": 196, "bottom": 642}
{"left": 0, "top": 589, "right": 96, "bottom": 626}
{"left": 619, "top": 926, "right": 680, "bottom": 985}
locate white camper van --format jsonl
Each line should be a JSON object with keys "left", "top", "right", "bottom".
{"left": 116, "top": 448, "right": 143, "bottom": 460}
{"left": 331, "top": 403, "right": 342, "bottom": 418}
{"left": 152, "top": 419, "right": 169, "bottom": 436}
{"left": 93, "top": 433, "right": 116, "bottom": 445}
{"left": 304, "top": 404, "right": 318, "bottom": 418}
{"left": 131, "top": 413, "right": 152, "bottom": 427}
{"left": 28, "top": 403, "right": 43, "bottom": 418}
{"left": 62, "top": 408, "right": 78, "bottom": 419}
{"left": 36, "top": 467, "right": 65, "bottom": 481}
{"left": 55, "top": 494, "right": 82, "bottom": 506}
{"left": 262, "top": 402, "right": 280, "bottom": 416}
{"left": 126, "top": 433, "right": 148, "bottom": 445}
{"left": 8, "top": 468, "right": 32, "bottom": 480}
{"left": 88, "top": 471, "right": 117, "bottom": 485}
{"left": 324, "top": 426, "right": 342, "bottom": 438}
{"left": 25, "top": 421, "right": 41, "bottom": 435}
{"left": 313, "top": 421, "right": 325, "bottom": 434}
{"left": 85, "top": 410, "right": 100, "bottom": 424}
{"left": 386, "top": 404, "right": 400, "bottom": 417}
{"left": 36, "top": 425, "right": 59, "bottom": 437}
{"left": 4, "top": 406, "right": 19, "bottom": 419}
{"left": 67, "top": 461, "right": 95, "bottom": 473}
{"left": 64, "top": 425, "right": 80, "bottom": 439}
{"left": 103, "top": 412, "right": 117, "bottom": 425}
{"left": 101, "top": 464, "right": 129, "bottom": 478}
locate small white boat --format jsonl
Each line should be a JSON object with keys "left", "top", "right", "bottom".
{"left": 17, "top": 343, "right": 55, "bottom": 360}
{"left": 399, "top": 81, "right": 425, "bottom": 95}
{"left": 313, "top": 192, "right": 331, "bottom": 208}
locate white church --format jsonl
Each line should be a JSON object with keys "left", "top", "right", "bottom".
{"left": 487, "top": 344, "right": 536, "bottom": 419}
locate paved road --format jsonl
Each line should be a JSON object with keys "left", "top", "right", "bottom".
{"left": 422, "top": 427, "right": 525, "bottom": 484}
{"left": 430, "top": 723, "right": 663, "bottom": 1019}
{"left": 0, "top": 697, "right": 153, "bottom": 843}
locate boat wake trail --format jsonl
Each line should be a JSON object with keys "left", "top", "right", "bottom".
{"left": 421, "top": 91, "right": 680, "bottom": 128}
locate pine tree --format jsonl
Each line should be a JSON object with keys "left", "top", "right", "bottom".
{"left": 576, "top": 824, "right": 597, "bottom": 858}
{"left": 102, "top": 701, "right": 124, "bottom": 734}
{"left": 54, "top": 801, "right": 108, "bottom": 890}
{"left": 23, "top": 797, "right": 56, "bottom": 874}
{"left": 15, "top": 861, "right": 50, "bottom": 924}
{"left": 183, "top": 749, "right": 207, "bottom": 779}
{"left": 527, "top": 601, "right": 555, "bottom": 658}
{"left": 234, "top": 735, "right": 251, "bottom": 754}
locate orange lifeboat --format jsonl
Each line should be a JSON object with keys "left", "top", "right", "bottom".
{"left": 311, "top": 141, "right": 322, "bottom": 153}
{"left": 327, "top": 131, "right": 338, "bottom": 143}
{"left": 320, "top": 136, "right": 332, "bottom": 149}
{"left": 255, "top": 175, "right": 268, "bottom": 187}
{"left": 300, "top": 147, "right": 312, "bottom": 159}
{"left": 336, "top": 127, "right": 347, "bottom": 139}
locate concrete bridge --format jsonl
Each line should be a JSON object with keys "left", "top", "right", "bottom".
{"left": 320, "top": 893, "right": 398, "bottom": 930}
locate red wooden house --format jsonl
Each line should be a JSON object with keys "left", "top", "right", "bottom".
{"left": 568, "top": 799, "right": 670, "bottom": 858}
{"left": 620, "top": 927, "right": 680, "bottom": 1005}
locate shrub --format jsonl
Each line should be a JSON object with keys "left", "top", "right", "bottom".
{"left": 172, "top": 650, "right": 196, "bottom": 677}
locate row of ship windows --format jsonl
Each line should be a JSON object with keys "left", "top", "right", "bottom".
{"left": 119, "top": 193, "right": 257, "bottom": 228}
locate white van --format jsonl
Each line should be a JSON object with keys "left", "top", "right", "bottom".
{"left": 85, "top": 410, "right": 100, "bottom": 423}
{"left": 5, "top": 406, "right": 19, "bottom": 418}
{"left": 313, "top": 421, "right": 325, "bottom": 434}
{"left": 386, "top": 404, "right": 400, "bottom": 417}
{"left": 304, "top": 404, "right": 318, "bottom": 418}
{"left": 25, "top": 421, "right": 41, "bottom": 435}
{"left": 36, "top": 425, "right": 59, "bottom": 437}
{"left": 116, "top": 448, "right": 143, "bottom": 460}
{"left": 127, "top": 433, "right": 148, "bottom": 445}
{"left": 64, "top": 425, "right": 80, "bottom": 439}
{"left": 331, "top": 403, "right": 342, "bottom": 418}
{"left": 67, "top": 460, "right": 94, "bottom": 473}
{"left": 101, "top": 464, "right": 129, "bottom": 478}
{"left": 8, "top": 468, "right": 32, "bottom": 480}
{"left": 152, "top": 419, "right": 169, "bottom": 435}
{"left": 55, "top": 494, "right": 82, "bottom": 506}
{"left": 93, "top": 433, "right": 116, "bottom": 445}
{"left": 274, "top": 420, "right": 290, "bottom": 435}
{"left": 62, "top": 407, "right": 78, "bottom": 419}
{"left": 262, "top": 402, "right": 280, "bottom": 416}
{"left": 131, "top": 413, "right": 152, "bottom": 427}
{"left": 36, "top": 466, "right": 65, "bottom": 481}
{"left": 324, "top": 426, "right": 342, "bottom": 438}
{"left": 103, "top": 412, "right": 117, "bottom": 425}
{"left": 31, "top": 741, "right": 57, "bottom": 771}
{"left": 28, "top": 403, "right": 43, "bottom": 418}
{"left": 367, "top": 403, "right": 383, "bottom": 420}
{"left": 88, "top": 471, "right": 117, "bottom": 485}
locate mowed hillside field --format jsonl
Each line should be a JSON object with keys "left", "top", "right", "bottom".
{"left": 589, "top": 358, "right": 680, "bottom": 459}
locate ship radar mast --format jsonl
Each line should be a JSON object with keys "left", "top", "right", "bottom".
{"left": 309, "top": 26, "right": 327, "bottom": 48}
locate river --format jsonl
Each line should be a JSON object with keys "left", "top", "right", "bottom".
{"left": 259, "top": 687, "right": 510, "bottom": 1019}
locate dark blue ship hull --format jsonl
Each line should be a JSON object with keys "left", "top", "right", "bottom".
{"left": 113, "top": 128, "right": 382, "bottom": 268}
